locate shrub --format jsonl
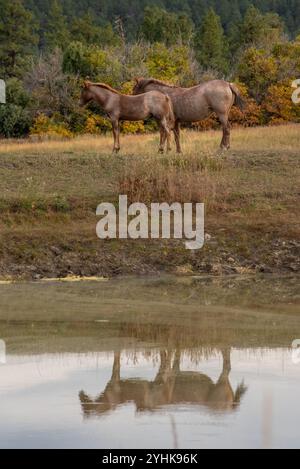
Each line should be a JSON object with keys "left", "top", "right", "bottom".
{"left": 229, "top": 83, "right": 263, "bottom": 127}
{"left": 83, "top": 114, "right": 112, "bottom": 134}
{"left": 262, "top": 80, "right": 300, "bottom": 124}
{"left": 0, "top": 104, "right": 31, "bottom": 137}
{"left": 63, "top": 41, "right": 122, "bottom": 86}
{"left": 30, "top": 114, "right": 73, "bottom": 139}
{"left": 121, "top": 121, "right": 145, "bottom": 134}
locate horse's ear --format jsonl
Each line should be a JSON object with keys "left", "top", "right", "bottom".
{"left": 83, "top": 78, "right": 91, "bottom": 88}
{"left": 134, "top": 77, "right": 143, "bottom": 84}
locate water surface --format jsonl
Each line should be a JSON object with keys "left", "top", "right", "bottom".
{"left": 0, "top": 275, "right": 299, "bottom": 449}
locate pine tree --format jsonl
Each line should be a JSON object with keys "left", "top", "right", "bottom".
{"left": 194, "top": 8, "right": 229, "bottom": 75}
{"left": 44, "top": 0, "right": 70, "bottom": 51}
{"left": 141, "top": 6, "right": 194, "bottom": 46}
{"left": 232, "top": 5, "right": 284, "bottom": 53}
{"left": 0, "top": 0, "right": 39, "bottom": 77}
{"left": 70, "top": 12, "right": 119, "bottom": 45}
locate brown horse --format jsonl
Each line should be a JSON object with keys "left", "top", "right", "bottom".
{"left": 133, "top": 78, "right": 245, "bottom": 153}
{"left": 80, "top": 81, "right": 175, "bottom": 153}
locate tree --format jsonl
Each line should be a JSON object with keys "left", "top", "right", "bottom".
{"left": 140, "top": 6, "right": 194, "bottom": 46}
{"left": 237, "top": 47, "right": 278, "bottom": 102}
{"left": 145, "top": 43, "right": 197, "bottom": 84}
{"left": 194, "top": 8, "right": 229, "bottom": 75}
{"left": 230, "top": 6, "right": 285, "bottom": 55}
{"left": 272, "top": 37, "right": 300, "bottom": 81}
{"left": 0, "top": 0, "right": 39, "bottom": 77}
{"left": 63, "top": 41, "right": 122, "bottom": 85}
{"left": 70, "top": 12, "right": 120, "bottom": 46}
{"left": 44, "top": 0, "right": 70, "bottom": 50}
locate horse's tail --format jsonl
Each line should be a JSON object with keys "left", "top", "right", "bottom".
{"left": 233, "top": 381, "right": 248, "bottom": 409}
{"left": 229, "top": 83, "right": 246, "bottom": 111}
{"left": 165, "top": 95, "right": 175, "bottom": 130}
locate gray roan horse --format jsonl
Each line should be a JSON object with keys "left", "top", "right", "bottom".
{"left": 80, "top": 81, "right": 175, "bottom": 153}
{"left": 133, "top": 78, "right": 245, "bottom": 153}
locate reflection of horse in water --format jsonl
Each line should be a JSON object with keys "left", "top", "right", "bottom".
{"left": 79, "top": 349, "right": 247, "bottom": 416}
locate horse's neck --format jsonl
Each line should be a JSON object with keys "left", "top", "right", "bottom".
{"left": 91, "top": 86, "right": 113, "bottom": 108}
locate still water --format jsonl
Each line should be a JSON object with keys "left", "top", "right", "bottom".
{"left": 0, "top": 275, "right": 299, "bottom": 449}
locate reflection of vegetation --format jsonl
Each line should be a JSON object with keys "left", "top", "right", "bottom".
{"left": 0, "top": 276, "right": 299, "bottom": 354}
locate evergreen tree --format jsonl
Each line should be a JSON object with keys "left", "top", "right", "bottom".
{"left": 194, "top": 8, "right": 229, "bottom": 75}
{"left": 70, "top": 11, "right": 120, "bottom": 46}
{"left": 230, "top": 5, "right": 284, "bottom": 54}
{"left": 44, "top": 0, "right": 70, "bottom": 50}
{"left": 0, "top": 0, "right": 39, "bottom": 77}
{"left": 141, "top": 6, "right": 194, "bottom": 46}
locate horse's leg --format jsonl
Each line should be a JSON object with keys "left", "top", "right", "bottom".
{"left": 112, "top": 120, "right": 120, "bottom": 153}
{"left": 167, "top": 132, "right": 172, "bottom": 152}
{"left": 218, "top": 113, "right": 231, "bottom": 150}
{"left": 174, "top": 120, "right": 182, "bottom": 153}
{"left": 159, "top": 118, "right": 170, "bottom": 154}
{"left": 159, "top": 127, "right": 165, "bottom": 154}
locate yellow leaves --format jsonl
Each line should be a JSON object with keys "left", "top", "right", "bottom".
{"left": 83, "top": 114, "right": 145, "bottom": 135}
{"left": 262, "top": 80, "right": 300, "bottom": 124}
{"left": 121, "top": 121, "right": 145, "bottom": 134}
{"left": 30, "top": 114, "right": 73, "bottom": 140}
{"left": 146, "top": 43, "right": 191, "bottom": 82}
{"left": 84, "top": 114, "right": 112, "bottom": 134}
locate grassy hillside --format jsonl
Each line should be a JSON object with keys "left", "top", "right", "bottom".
{"left": 0, "top": 124, "right": 299, "bottom": 279}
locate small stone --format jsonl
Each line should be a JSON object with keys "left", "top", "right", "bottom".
{"left": 211, "top": 263, "right": 222, "bottom": 276}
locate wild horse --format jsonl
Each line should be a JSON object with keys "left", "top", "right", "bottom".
{"left": 80, "top": 81, "right": 175, "bottom": 153}
{"left": 133, "top": 78, "right": 245, "bottom": 153}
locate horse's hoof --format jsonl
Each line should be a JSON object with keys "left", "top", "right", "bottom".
{"left": 158, "top": 149, "right": 164, "bottom": 154}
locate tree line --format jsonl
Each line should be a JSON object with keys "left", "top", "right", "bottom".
{"left": 0, "top": 0, "right": 299, "bottom": 138}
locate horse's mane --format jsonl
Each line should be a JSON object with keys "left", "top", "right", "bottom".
{"left": 88, "top": 82, "right": 121, "bottom": 94}
{"left": 143, "top": 78, "right": 179, "bottom": 89}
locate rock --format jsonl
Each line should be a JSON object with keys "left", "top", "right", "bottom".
{"left": 211, "top": 263, "right": 223, "bottom": 276}
{"left": 256, "top": 264, "right": 272, "bottom": 274}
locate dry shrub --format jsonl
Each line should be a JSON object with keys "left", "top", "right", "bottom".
{"left": 119, "top": 153, "right": 229, "bottom": 211}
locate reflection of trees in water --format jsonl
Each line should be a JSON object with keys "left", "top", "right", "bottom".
{"left": 79, "top": 348, "right": 247, "bottom": 417}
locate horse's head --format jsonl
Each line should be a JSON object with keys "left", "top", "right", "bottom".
{"left": 132, "top": 77, "right": 148, "bottom": 95}
{"left": 79, "top": 81, "right": 94, "bottom": 106}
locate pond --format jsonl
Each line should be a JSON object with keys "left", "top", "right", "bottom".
{"left": 0, "top": 275, "right": 299, "bottom": 449}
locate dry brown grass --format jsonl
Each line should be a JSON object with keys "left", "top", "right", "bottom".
{"left": 0, "top": 123, "right": 299, "bottom": 155}
{"left": 119, "top": 152, "right": 227, "bottom": 211}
